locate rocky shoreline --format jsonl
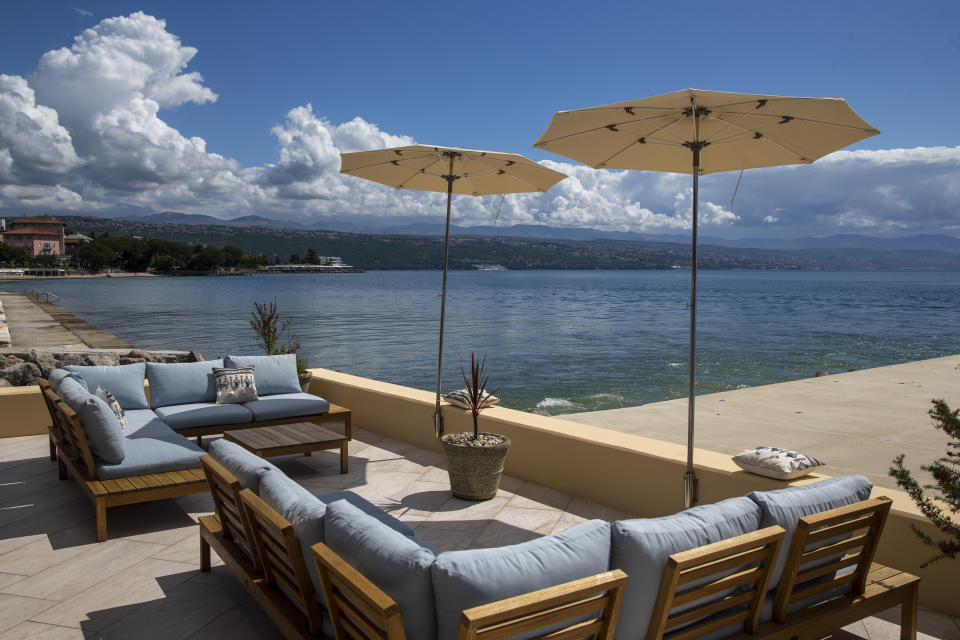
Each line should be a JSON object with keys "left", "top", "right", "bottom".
{"left": 0, "top": 348, "right": 204, "bottom": 387}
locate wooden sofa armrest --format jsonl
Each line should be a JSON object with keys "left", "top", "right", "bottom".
{"left": 772, "top": 496, "right": 892, "bottom": 624}
{"left": 312, "top": 540, "right": 408, "bottom": 640}
{"left": 200, "top": 454, "right": 260, "bottom": 571}
{"left": 40, "top": 380, "right": 98, "bottom": 480}
{"left": 647, "top": 525, "right": 785, "bottom": 640}
{"left": 457, "top": 569, "right": 628, "bottom": 640}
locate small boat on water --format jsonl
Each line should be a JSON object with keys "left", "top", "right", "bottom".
{"left": 471, "top": 260, "right": 507, "bottom": 271}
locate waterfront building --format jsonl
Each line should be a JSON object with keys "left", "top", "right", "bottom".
{"left": 0, "top": 214, "right": 66, "bottom": 255}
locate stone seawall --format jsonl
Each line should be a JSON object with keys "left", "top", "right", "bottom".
{"left": 0, "top": 348, "right": 203, "bottom": 387}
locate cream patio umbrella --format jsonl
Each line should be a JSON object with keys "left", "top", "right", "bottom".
{"left": 340, "top": 145, "right": 567, "bottom": 437}
{"left": 534, "top": 89, "right": 879, "bottom": 508}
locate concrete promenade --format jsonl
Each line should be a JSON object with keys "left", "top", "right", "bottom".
{"left": 0, "top": 292, "right": 132, "bottom": 351}
{"left": 563, "top": 355, "right": 960, "bottom": 491}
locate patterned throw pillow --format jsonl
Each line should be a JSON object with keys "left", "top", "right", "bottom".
{"left": 214, "top": 366, "right": 258, "bottom": 404}
{"left": 94, "top": 386, "right": 126, "bottom": 431}
{"left": 732, "top": 446, "right": 826, "bottom": 480}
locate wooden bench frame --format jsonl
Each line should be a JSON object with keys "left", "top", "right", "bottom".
{"left": 176, "top": 403, "right": 351, "bottom": 447}
{"left": 40, "top": 379, "right": 209, "bottom": 542}
{"left": 200, "top": 455, "right": 629, "bottom": 640}
{"left": 647, "top": 497, "right": 920, "bottom": 640}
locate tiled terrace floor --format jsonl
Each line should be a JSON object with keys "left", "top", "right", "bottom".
{"left": 0, "top": 431, "right": 957, "bottom": 639}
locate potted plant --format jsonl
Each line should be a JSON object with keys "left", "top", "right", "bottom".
{"left": 297, "top": 355, "right": 312, "bottom": 392}
{"left": 440, "top": 353, "right": 510, "bottom": 500}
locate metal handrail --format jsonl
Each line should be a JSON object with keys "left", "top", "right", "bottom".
{"left": 25, "top": 288, "right": 59, "bottom": 303}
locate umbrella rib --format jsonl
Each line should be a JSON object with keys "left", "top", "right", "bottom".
{"left": 709, "top": 109, "right": 878, "bottom": 133}
{"left": 537, "top": 113, "right": 688, "bottom": 147}
{"left": 341, "top": 151, "right": 438, "bottom": 173}
{"left": 459, "top": 153, "right": 554, "bottom": 192}
{"left": 396, "top": 155, "right": 447, "bottom": 189}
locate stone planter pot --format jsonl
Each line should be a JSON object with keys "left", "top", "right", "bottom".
{"left": 440, "top": 432, "right": 511, "bottom": 501}
{"left": 298, "top": 372, "right": 313, "bottom": 393}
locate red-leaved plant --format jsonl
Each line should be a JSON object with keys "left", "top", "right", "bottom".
{"left": 461, "top": 353, "right": 500, "bottom": 441}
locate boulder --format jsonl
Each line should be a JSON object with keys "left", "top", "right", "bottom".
{"left": 1, "top": 355, "right": 24, "bottom": 370}
{"left": 29, "top": 348, "right": 58, "bottom": 377}
{"left": 187, "top": 350, "right": 205, "bottom": 363}
{"left": 82, "top": 352, "right": 120, "bottom": 366}
{"left": 0, "top": 378, "right": 10, "bottom": 388}
{"left": 0, "top": 362, "right": 42, "bottom": 387}
{"left": 54, "top": 352, "right": 90, "bottom": 368}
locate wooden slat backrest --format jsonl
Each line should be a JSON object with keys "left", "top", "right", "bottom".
{"left": 199, "top": 454, "right": 260, "bottom": 572}
{"left": 42, "top": 385, "right": 98, "bottom": 480}
{"left": 312, "top": 541, "right": 408, "bottom": 640}
{"left": 239, "top": 488, "right": 325, "bottom": 634}
{"left": 39, "top": 380, "right": 67, "bottom": 449}
{"left": 772, "top": 496, "right": 891, "bottom": 624}
{"left": 458, "top": 569, "right": 628, "bottom": 640}
{"left": 646, "top": 526, "right": 785, "bottom": 640}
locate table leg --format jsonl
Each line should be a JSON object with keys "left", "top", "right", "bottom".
{"left": 340, "top": 442, "right": 348, "bottom": 474}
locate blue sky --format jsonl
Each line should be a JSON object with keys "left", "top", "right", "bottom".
{"left": 0, "top": 1, "right": 958, "bottom": 238}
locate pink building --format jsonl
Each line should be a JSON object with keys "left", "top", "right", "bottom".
{"left": 1, "top": 215, "right": 66, "bottom": 255}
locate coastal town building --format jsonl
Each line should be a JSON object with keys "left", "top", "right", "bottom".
{"left": 0, "top": 214, "right": 66, "bottom": 256}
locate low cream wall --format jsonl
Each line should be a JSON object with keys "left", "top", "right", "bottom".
{"left": 3, "top": 371, "right": 955, "bottom": 615}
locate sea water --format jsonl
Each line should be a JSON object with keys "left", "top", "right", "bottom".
{"left": 4, "top": 270, "right": 959, "bottom": 414}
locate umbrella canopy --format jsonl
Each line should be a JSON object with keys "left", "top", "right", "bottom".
{"left": 534, "top": 89, "right": 878, "bottom": 508}
{"left": 340, "top": 145, "right": 567, "bottom": 437}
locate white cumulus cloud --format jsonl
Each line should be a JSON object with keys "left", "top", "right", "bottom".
{"left": 0, "top": 12, "right": 958, "bottom": 240}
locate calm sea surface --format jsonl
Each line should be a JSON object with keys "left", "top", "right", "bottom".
{"left": 4, "top": 270, "right": 959, "bottom": 414}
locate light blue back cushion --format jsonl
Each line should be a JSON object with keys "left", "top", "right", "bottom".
{"left": 65, "top": 363, "right": 147, "bottom": 410}
{"left": 146, "top": 360, "right": 224, "bottom": 408}
{"left": 610, "top": 497, "right": 761, "bottom": 640}
{"left": 225, "top": 354, "right": 301, "bottom": 396}
{"left": 208, "top": 438, "right": 279, "bottom": 491}
{"left": 96, "top": 417, "right": 203, "bottom": 479}
{"left": 432, "top": 520, "right": 610, "bottom": 640}
{"left": 48, "top": 368, "right": 87, "bottom": 394}
{"left": 747, "top": 474, "right": 872, "bottom": 589}
{"left": 326, "top": 500, "right": 437, "bottom": 640}
{"left": 57, "top": 377, "right": 126, "bottom": 464}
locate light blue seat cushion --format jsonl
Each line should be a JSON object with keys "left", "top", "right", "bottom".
{"left": 48, "top": 368, "right": 88, "bottom": 394}
{"left": 242, "top": 392, "right": 330, "bottom": 421}
{"left": 154, "top": 402, "right": 253, "bottom": 430}
{"left": 432, "top": 519, "right": 611, "bottom": 640}
{"left": 610, "top": 497, "right": 761, "bottom": 640}
{"left": 258, "top": 472, "right": 418, "bottom": 607}
{"left": 747, "top": 475, "right": 873, "bottom": 590}
{"left": 208, "top": 438, "right": 280, "bottom": 491}
{"left": 95, "top": 413, "right": 204, "bottom": 479}
{"left": 57, "top": 377, "right": 126, "bottom": 464}
{"left": 146, "top": 360, "right": 224, "bottom": 408}
{"left": 325, "top": 499, "right": 437, "bottom": 640}
{"left": 65, "top": 363, "right": 147, "bottom": 410}
{"left": 225, "top": 354, "right": 301, "bottom": 396}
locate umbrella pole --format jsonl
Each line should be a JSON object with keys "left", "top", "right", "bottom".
{"left": 434, "top": 155, "right": 456, "bottom": 437}
{"left": 684, "top": 142, "right": 702, "bottom": 509}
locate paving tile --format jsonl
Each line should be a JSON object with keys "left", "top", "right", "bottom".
{"left": 550, "top": 510, "right": 590, "bottom": 535}
{"left": 564, "top": 496, "right": 631, "bottom": 522}
{"left": 186, "top": 607, "right": 282, "bottom": 639}
{"left": 2, "top": 539, "right": 166, "bottom": 601}
{"left": 0, "top": 524, "right": 98, "bottom": 576}
{"left": 106, "top": 502, "right": 198, "bottom": 544}
{"left": 424, "top": 495, "right": 511, "bottom": 532}
{"left": 0, "top": 594, "right": 57, "bottom": 635}
{"left": 0, "top": 576, "right": 24, "bottom": 592}
{"left": 507, "top": 482, "right": 572, "bottom": 511}
{"left": 94, "top": 577, "right": 235, "bottom": 639}
{"left": 187, "top": 567, "right": 261, "bottom": 612}
{"left": 470, "top": 507, "right": 562, "bottom": 548}
{"left": 840, "top": 619, "right": 869, "bottom": 638}
{"left": 866, "top": 605, "right": 960, "bottom": 640}
{"left": 0, "top": 505, "right": 93, "bottom": 557}
{"left": 408, "top": 525, "right": 479, "bottom": 552}
{"left": 386, "top": 481, "right": 451, "bottom": 518}
{"left": 151, "top": 532, "right": 222, "bottom": 568}
{"left": 31, "top": 558, "right": 197, "bottom": 631}
{"left": 0, "top": 620, "right": 87, "bottom": 639}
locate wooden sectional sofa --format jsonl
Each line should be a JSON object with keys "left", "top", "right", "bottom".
{"left": 198, "top": 438, "right": 920, "bottom": 640}
{"left": 40, "top": 354, "right": 344, "bottom": 542}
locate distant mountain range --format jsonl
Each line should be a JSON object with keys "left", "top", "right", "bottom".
{"left": 119, "top": 211, "right": 960, "bottom": 255}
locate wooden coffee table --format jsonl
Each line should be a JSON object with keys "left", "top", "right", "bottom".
{"left": 224, "top": 420, "right": 350, "bottom": 474}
